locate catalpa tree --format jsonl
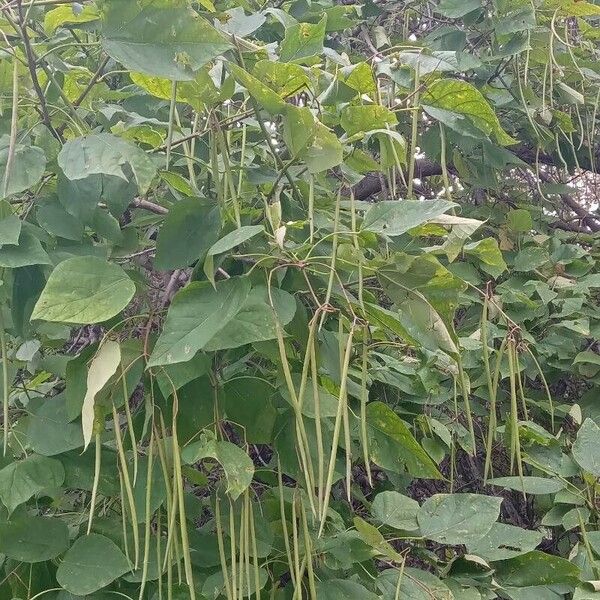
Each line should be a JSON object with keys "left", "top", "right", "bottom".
{"left": 0, "top": 0, "right": 599, "bottom": 598}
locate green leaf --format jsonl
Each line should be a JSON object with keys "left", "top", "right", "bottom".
{"left": 81, "top": 341, "right": 121, "bottom": 451}
{"left": 147, "top": 277, "right": 251, "bottom": 367}
{"left": 513, "top": 246, "right": 548, "bottom": 272}
{"left": 222, "top": 377, "right": 277, "bottom": 444}
{"left": 467, "top": 522, "right": 543, "bottom": 561}
{"left": 58, "top": 133, "right": 157, "bottom": 194}
{"left": 156, "top": 352, "right": 211, "bottom": 399}
{"left": 203, "top": 286, "right": 296, "bottom": 351}
{"left": 437, "top": 0, "right": 481, "bottom": 17}
{"left": 507, "top": 208, "right": 533, "bottom": 233}
{"left": 131, "top": 69, "right": 220, "bottom": 112}
{"left": 573, "top": 418, "right": 600, "bottom": 477}
{"left": 31, "top": 257, "right": 136, "bottom": 324}
{"left": 371, "top": 490, "right": 420, "bottom": 531}
{"left": 0, "top": 232, "right": 50, "bottom": 268}
{"left": 378, "top": 287, "right": 458, "bottom": 356}
{"left": 283, "top": 105, "right": 316, "bottom": 155}
{"left": 155, "top": 200, "right": 221, "bottom": 270}
{"left": 487, "top": 476, "right": 564, "bottom": 495}
{"left": 464, "top": 238, "right": 507, "bottom": 278}
{"left": 354, "top": 516, "right": 403, "bottom": 561}
{"left": 315, "top": 579, "right": 380, "bottom": 600}
{"left": 342, "top": 62, "right": 377, "bottom": 94}
{"left": 303, "top": 123, "right": 344, "bottom": 173}
{"left": 0, "top": 454, "right": 64, "bottom": 514}
{"left": 0, "top": 137, "right": 46, "bottom": 199}
{"left": 182, "top": 434, "right": 254, "bottom": 500}
{"left": 37, "top": 200, "right": 83, "bottom": 241}
{"left": 279, "top": 15, "right": 327, "bottom": 63}
{"left": 362, "top": 200, "right": 457, "bottom": 236}
{"left": 23, "top": 394, "right": 83, "bottom": 456}
{"left": 340, "top": 105, "right": 397, "bottom": 137}
{"left": 366, "top": 401, "right": 442, "bottom": 479}
{"left": 493, "top": 551, "right": 580, "bottom": 587}
{"left": 280, "top": 16, "right": 327, "bottom": 63}
{"left": 101, "top": 2, "right": 231, "bottom": 81}
{"left": 253, "top": 60, "right": 310, "bottom": 96}
{"left": 0, "top": 515, "right": 69, "bottom": 562}
{"left": 56, "top": 534, "right": 130, "bottom": 595}
{"left": 377, "top": 567, "right": 453, "bottom": 600}
{"left": 417, "top": 493, "right": 502, "bottom": 545}
{"left": 423, "top": 79, "right": 516, "bottom": 145}
{"left": 44, "top": 4, "right": 99, "bottom": 33}
{"left": 0, "top": 214, "right": 22, "bottom": 245}
{"left": 206, "top": 225, "right": 264, "bottom": 258}
{"left": 228, "top": 63, "right": 287, "bottom": 115}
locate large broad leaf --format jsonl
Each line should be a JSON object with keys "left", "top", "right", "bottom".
{"left": 374, "top": 282, "right": 459, "bottom": 356}
{"left": 37, "top": 200, "right": 84, "bottom": 241}
{"left": 31, "top": 256, "right": 136, "bottom": 324}
{"left": 58, "top": 133, "right": 157, "bottom": 194}
{"left": 340, "top": 105, "right": 397, "bottom": 137}
{"left": 467, "top": 522, "right": 543, "bottom": 561}
{"left": 371, "top": 490, "right": 420, "bottom": 531}
{"left": 182, "top": 434, "right": 254, "bottom": 500}
{"left": 315, "top": 579, "right": 380, "bottom": 600}
{"left": 0, "top": 515, "right": 69, "bottom": 562}
{"left": 101, "top": 2, "right": 231, "bottom": 80}
{"left": 57, "top": 171, "right": 137, "bottom": 224}
{"left": 366, "top": 401, "right": 442, "bottom": 479}
{"left": 253, "top": 60, "right": 310, "bottom": 96}
{"left": 22, "top": 393, "right": 84, "bottom": 456}
{"left": 0, "top": 136, "right": 46, "bottom": 199}
{"left": 572, "top": 418, "right": 600, "bottom": 477}
{"left": 207, "top": 225, "right": 264, "bottom": 257}
{"left": 377, "top": 567, "right": 453, "bottom": 600}
{"left": 487, "top": 476, "right": 564, "bottom": 495}
{"left": 0, "top": 232, "right": 51, "bottom": 268}
{"left": 417, "top": 493, "right": 502, "bottom": 545}
{"left": 131, "top": 68, "right": 220, "bottom": 112}
{"left": 44, "top": 4, "right": 99, "bottom": 33}
{"left": 422, "top": 79, "right": 516, "bottom": 145}
{"left": 280, "top": 16, "right": 327, "bottom": 63}
{"left": 155, "top": 200, "right": 221, "bottom": 270}
{"left": 57, "top": 534, "right": 130, "bottom": 595}
{"left": 379, "top": 254, "right": 466, "bottom": 323}
{"left": 436, "top": 0, "right": 481, "bottom": 18}
{"left": 493, "top": 551, "right": 580, "bottom": 587}
{"left": 362, "top": 200, "right": 457, "bottom": 236}
{"left": 0, "top": 454, "right": 65, "bottom": 514}
{"left": 147, "top": 277, "right": 251, "bottom": 367}
{"left": 222, "top": 377, "right": 277, "bottom": 444}
{"left": 204, "top": 286, "right": 296, "bottom": 351}
{"left": 0, "top": 214, "right": 21, "bottom": 245}
{"left": 304, "top": 123, "right": 344, "bottom": 173}
{"left": 81, "top": 341, "right": 122, "bottom": 451}
{"left": 464, "top": 238, "right": 507, "bottom": 278}
{"left": 228, "top": 63, "right": 287, "bottom": 115}
{"left": 283, "top": 105, "right": 316, "bottom": 155}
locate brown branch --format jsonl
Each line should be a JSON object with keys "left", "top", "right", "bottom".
{"left": 130, "top": 198, "right": 169, "bottom": 215}
{"left": 11, "top": 3, "right": 62, "bottom": 141}
{"left": 537, "top": 171, "right": 600, "bottom": 232}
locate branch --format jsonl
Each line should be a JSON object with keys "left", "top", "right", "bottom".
{"left": 130, "top": 198, "right": 169, "bottom": 215}
{"left": 11, "top": 3, "right": 62, "bottom": 141}
{"left": 352, "top": 158, "right": 442, "bottom": 200}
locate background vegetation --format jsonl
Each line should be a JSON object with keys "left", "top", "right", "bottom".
{"left": 0, "top": 0, "right": 599, "bottom": 598}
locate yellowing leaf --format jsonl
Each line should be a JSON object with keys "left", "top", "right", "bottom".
{"left": 44, "top": 5, "right": 99, "bottom": 34}
{"left": 82, "top": 341, "right": 121, "bottom": 450}
{"left": 423, "top": 79, "right": 517, "bottom": 145}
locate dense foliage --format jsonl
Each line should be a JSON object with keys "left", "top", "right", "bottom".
{"left": 0, "top": 0, "right": 600, "bottom": 598}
